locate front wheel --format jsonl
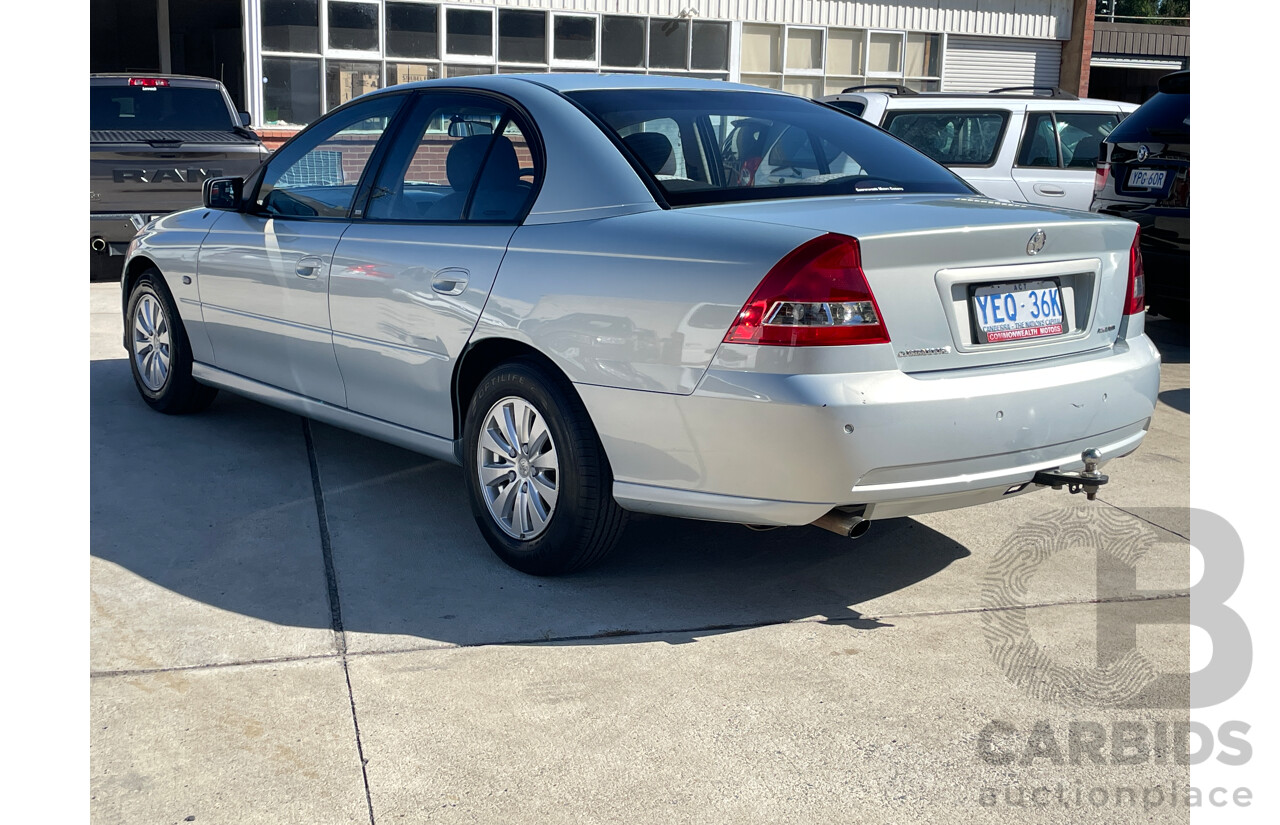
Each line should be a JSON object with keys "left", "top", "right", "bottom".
{"left": 462, "top": 359, "right": 627, "bottom": 575}
{"left": 126, "top": 269, "right": 218, "bottom": 414}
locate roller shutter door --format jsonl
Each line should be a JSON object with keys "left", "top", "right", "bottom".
{"left": 942, "top": 35, "right": 1062, "bottom": 92}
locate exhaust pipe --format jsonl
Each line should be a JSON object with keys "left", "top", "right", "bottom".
{"left": 812, "top": 507, "right": 871, "bottom": 539}
{"left": 91, "top": 237, "right": 108, "bottom": 254}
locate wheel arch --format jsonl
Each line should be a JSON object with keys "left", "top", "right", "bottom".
{"left": 452, "top": 337, "right": 582, "bottom": 442}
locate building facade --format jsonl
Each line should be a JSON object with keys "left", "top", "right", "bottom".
{"left": 93, "top": 0, "right": 1098, "bottom": 143}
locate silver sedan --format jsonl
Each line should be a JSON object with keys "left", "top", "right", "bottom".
{"left": 120, "top": 75, "right": 1160, "bottom": 575}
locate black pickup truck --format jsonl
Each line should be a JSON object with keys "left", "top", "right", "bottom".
{"left": 90, "top": 74, "right": 270, "bottom": 279}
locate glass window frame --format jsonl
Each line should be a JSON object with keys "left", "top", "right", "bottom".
{"left": 497, "top": 8, "right": 549, "bottom": 68}
{"left": 442, "top": 4, "right": 496, "bottom": 64}
{"left": 549, "top": 12, "right": 599, "bottom": 69}
{"left": 325, "top": 0, "right": 383, "bottom": 58}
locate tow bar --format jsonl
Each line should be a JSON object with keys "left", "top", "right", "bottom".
{"left": 1032, "top": 449, "right": 1109, "bottom": 501}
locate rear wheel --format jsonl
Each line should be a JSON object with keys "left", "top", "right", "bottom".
{"left": 463, "top": 359, "right": 627, "bottom": 575}
{"left": 126, "top": 269, "right": 218, "bottom": 414}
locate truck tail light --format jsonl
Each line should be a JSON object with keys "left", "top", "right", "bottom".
{"left": 723, "top": 233, "right": 890, "bottom": 346}
{"left": 129, "top": 78, "right": 170, "bottom": 87}
{"left": 1124, "top": 227, "right": 1146, "bottom": 316}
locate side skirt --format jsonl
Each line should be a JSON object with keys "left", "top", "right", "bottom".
{"left": 191, "top": 363, "right": 461, "bottom": 465}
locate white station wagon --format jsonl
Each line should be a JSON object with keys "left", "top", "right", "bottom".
{"left": 822, "top": 86, "right": 1136, "bottom": 212}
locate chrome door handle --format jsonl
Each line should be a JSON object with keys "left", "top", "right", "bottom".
{"left": 1033, "top": 184, "right": 1065, "bottom": 196}
{"left": 431, "top": 267, "right": 470, "bottom": 296}
{"left": 296, "top": 256, "right": 324, "bottom": 279}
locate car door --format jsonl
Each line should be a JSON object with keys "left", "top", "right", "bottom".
{"left": 197, "top": 93, "right": 407, "bottom": 405}
{"left": 326, "top": 91, "right": 541, "bottom": 437}
{"left": 1011, "top": 107, "right": 1124, "bottom": 211}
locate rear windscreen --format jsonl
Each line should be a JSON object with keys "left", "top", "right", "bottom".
{"left": 91, "top": 86, "right": 235, "bottom": 131}
{"left": 568, "top": 89, "right": 972, "bottom": 206}
{"left": 1108, "top": 91, "right": 1189, "bottom": 142}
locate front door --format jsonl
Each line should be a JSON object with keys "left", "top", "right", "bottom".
{"left": 197, "top": 93, "right": 407, "bottom": 404}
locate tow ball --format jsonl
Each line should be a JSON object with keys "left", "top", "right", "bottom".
{"left": 1032, "top": 449, "right": 1109, "bottom": 501}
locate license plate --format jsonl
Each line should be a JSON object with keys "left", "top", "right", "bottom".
{"left": 1128, "top": 168, "right": 1167, "bottom": 189}
{"left": 972, "top": 280, "right": 1064, "bottom": 344}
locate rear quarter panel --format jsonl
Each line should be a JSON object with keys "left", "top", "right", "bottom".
{"left": 474, "top": 209, "right": 819, "bottom": 394}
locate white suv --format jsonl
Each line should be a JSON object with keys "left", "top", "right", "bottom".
{"left": 821, "top": 86, "right": 1136, "bottom": 212}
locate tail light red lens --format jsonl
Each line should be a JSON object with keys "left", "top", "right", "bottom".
{"left": 1093, "top": 161, "right": 1110, "bottom": 198}
{"left": 129, "top": 77, "right": 170, "bottom": 87}
{"left": 1124, "top": 227, "right": 1146, "bottom": 316}
{"left": 723, "top": 233, "right": 890, "bottom": 346}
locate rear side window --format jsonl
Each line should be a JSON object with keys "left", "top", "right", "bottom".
{"left": 1108, "top": 91, "right": 1189, "bottom": 142}
{"left": 569, "top": 89, "right": 971, "bottom": 206}
{"left": 91, "top": 85, "right": 236, "bottom": 131}
{"left": 1017, "top": 111, "right": 1120, "bottom": 169}
{"left": 883, "top": 110, "right": 1007, "bottom": 166}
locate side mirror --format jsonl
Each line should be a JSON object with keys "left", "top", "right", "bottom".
{"left": 238, "top": 111, "right": 252, "bottom": 127}
{"left": 203, "top": 176, "right": 243, "bottom": 210}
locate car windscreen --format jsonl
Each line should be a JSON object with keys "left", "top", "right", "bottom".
{"left": 1107, "top": 91, "right": 1189, "bottom": 143}
{"left": 883, "top": 110, "right": 1008, "bottom": 166}
{"left": 91, "top": 85, "right": 236, "bottom": 131}
{"left": 567, "top": 89, "right": 973, "bottom": 206}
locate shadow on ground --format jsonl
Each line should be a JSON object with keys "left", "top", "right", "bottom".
{"left": 91, "top": 358, "right": 970, "bottom": 649}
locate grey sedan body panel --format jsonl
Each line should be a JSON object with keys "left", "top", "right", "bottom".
{"left": 476, "top": 209, "right": 818, "bottom": 394}
{"left": 329, "top": 222, "right": 517, "bottom": 436}
{"left": 196, "top": 211, "right": 349, "bottom": 407}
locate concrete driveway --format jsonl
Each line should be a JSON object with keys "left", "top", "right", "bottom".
{"left": 91, "top": 282, "right": 1192, "bottom": 824}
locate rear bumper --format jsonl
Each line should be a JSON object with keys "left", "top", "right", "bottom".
{"left": 579, "top": 334, "right": 1160, "bottom": 525}
{"left": 91, "top": 213, "right": 167, "bottom": 254}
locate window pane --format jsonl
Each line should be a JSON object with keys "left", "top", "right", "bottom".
{"left": 447, "top": 8, "right": 493, "bottom": 57}
{"left": 1055, "top": 112, "right": 1121, "bottom": 168}
{"left": 601, "top": 16, "right": 644, "bottom": 67}
{"left": 262, "top": 0, "right": 318, "bottom": 54}
{"left": 328, "top": 2, "right": 378, "bottom": 52}
{"left": 905, "top": 33, "right": 940, "bottom": 77}
{"left": 554, "top": 16, "right": 596, "bottom": 62}
{"left": 388, "top": 62, "right": 439, "bottom": 85}
{"left": 785, "top": 29, "right": 822, "bottom": 71}
{"left": 827, "top": 30, "right": 864, "bottom": 76}
{"left": 499, "top": 65, "right": 548, "bottom": 73}
{"left": 499, "top": 10, "right": 546, "bottom": 64}
{"left": 885, "top": 111, "right": 1007, "bottom": 165}
{"left": 868, "top": 32, "right": 902, "bottom": 74}
{"left": 263, "top": 56, "right": 320, "bottom": 126}
{"left": 904, "top": 78, "right": 940, "bottom": 92}
{"left": 386, "top": 2, "right": 438, "bottom": 60}
{"left": 326, "top": 61, "right": 381, "bottom": 111}
{"left": 445, "top": 65, "right": 493, "bottom": 78}
{"left": 259, "top": 96, "right": 401, "bottom": 217}
{"left": 648, "top": 19, "right": 688, "bottom": 70}
{"left": 741, "top": 24, "right": 781, "bottom": 73}
{"left": 1017, "top": 113, "right": 1060, "bottom": 167}
{"left": 824, "top": 76, "right": 864, "bottom": 96}
{"left": 782, "top": 76, "right": 821, "bottom": 98}
{"left": 691, "top": 21, "right": 728, "bottom": 71}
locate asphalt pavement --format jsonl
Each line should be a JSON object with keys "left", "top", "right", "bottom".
{"left": 90, "top": 282, "right": 1192, "bottom": 824}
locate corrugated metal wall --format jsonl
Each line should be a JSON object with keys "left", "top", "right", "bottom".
{"left": 487, "top": 0, "right": 1073, "bottom": 40}
{"left": 942, "top": 35, "right": 1062, "bottom": 91}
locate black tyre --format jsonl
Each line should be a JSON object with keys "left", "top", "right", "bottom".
{"left": 462, "top": 358, "right": 627, "bottom": 575}
{"left": 126, "top": 269, "right": 218, "bottom": 414}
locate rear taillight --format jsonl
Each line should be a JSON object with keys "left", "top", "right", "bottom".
{"left": 128, "top": 77, "right": 170, "bottom": 87}
{"left": 723, "top": 233, "right": 889, "bottom": 346}
{"left": 1124, "top": 227, "right": 1146, "bottom": 316}
{"left": 1093, "top": 161, "right": 1110, "bottom": 198}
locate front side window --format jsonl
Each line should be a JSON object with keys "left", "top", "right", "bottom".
{"left": 365, "top": 94, "right": 539, "bottom": 222}
{"left": 256, "top": 95, "right": 404, "bottom": 218}
{"left": 570, "top": 89, "right": 971, "bottom": 206}
{"left": 883, "top": 110, "right": 1008, "bottom": 166}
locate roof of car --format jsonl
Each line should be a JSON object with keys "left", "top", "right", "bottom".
{"left": 378, "top": 72, "right": 788, "bottom": 96}
{"left": 824, "top": 90, "right": 1136, "bottom": 109}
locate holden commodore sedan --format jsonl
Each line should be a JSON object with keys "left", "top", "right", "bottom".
{"left": 120, "top": 75, "right": 1159, "bottom": 575}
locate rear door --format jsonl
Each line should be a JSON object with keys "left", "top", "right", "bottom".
{"left": 326, "top": 91, "right": 541, "bottom": 437}
{"left": 197, "top": 93, "right": 407, "bottom": 405}
{"left": 1012, "top": 105, "right": 1125, "bottom": 211}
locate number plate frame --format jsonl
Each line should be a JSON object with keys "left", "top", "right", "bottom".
{"left": 969, "top": 279, "right": 1066, "bottom": 345}
{"left": 1127, "top": 167, "right": 1168, "bottom": 190}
